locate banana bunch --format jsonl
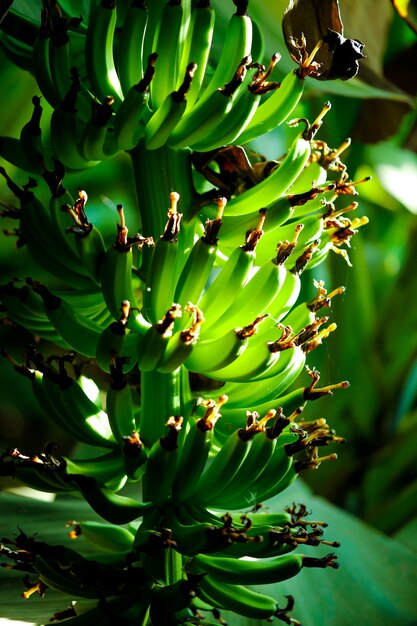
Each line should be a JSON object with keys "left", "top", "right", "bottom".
{"left": 0, "top": 0, "right": 324, "bottom": 171}
{"left": 0, "top": 1, "right": 368, "bottom": 624}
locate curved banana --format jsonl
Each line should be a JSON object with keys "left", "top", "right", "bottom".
{"left": 195, "top": 1, "right": 252, "bottom": 105}
{"left": 180, "top": 0, "right": 215, "bottom": 110}
{"left": 114, "top": 53, "right": 157, "bottom": 151}
{"left": 150, "top": 0, "right": 184, "bottom": 109}
{"left": 30, "top": 281, "right": 104, "bottom": 357}
{"left": 173, "top": 198, "right": 224, "bottom": 327}
{"left": 202, "top": 249, "right": 288, "bottom": 341}
{"left": 100, "top": 204, "right": 153, "bottom": 320}
{"left": 157, "top": 304, "right": 205, "bottom": 373}
{"left": 117, "top": 1, "right": 149, "bottom": 96}
{"left": 238, "top": 67, "right": 305, "bottom": 144}
{"left": 189, "top": 417, "right": 260, "bottom": 507}
{"left": 142, "top": 416, "right": 183, "bottom": 504}
{"left": 80, "top": 96, "right": 117, "bottom": 162}
{"left": 68, "top": 474, "right": 152, "bottom": 524}
{"left": 137, "top": 304, "right": 182, "bottom": 371}
{"left": 184, "top": 315, "right": 265, "bottom": 374}
{"left": 190, "top": 551, "right": 337, "bottom": 585}
{"left": 19, "top": 95, "right": 46, "bottom": 174}
{"left": 68, "top": 520, "right": 135, "bottom": 554}
{"left": 50, "top": 69, "right": 100, "bottom": 171}
{"left": 172, "top": 394, "right": 226, "bottom": 503}
{"left": 192, "top": 53, "right": 281, "bottom": 152}
{"left": 198, "top": 575, "right": 279, "bottom": 620}
{"left": 223, "top": 123, "right": 312, "bottom": 217}
{"left": 167, "top": 57, "right": 248, "bottom": 150}
{"left": 145, "top": 62, "right": 197, "bottom": 150}
{"left": 142, "top": 191, "right": 182, "bottom": 324}
{"left": 84, "top": 0, "right": 123, "bottom": 105}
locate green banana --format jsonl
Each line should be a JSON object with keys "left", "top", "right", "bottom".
{"left": 63, "top": 451, "right": 127, "bottom": 491}
{"left": 190, "top": 418, "right": 261, "bottom": 507}
{"left": 114, "top": 53, "right": 157, "bottom": 151}
{"left": 212, "top": 413, "right": 278, "bottom": 510}
{"left": 172, "top": 394, "right": 227, "bottom": 503}
{"left": 145, "top": 62, "right": 196, "bottom": 150}
{"left": 223, "top": 123, "right": 312, "bottom": 216}
{"left": 184, "top": 315, "right": 266, "bottom": 374}
{"left": 50, "top": 69, "right": 101, "bottom": 171}
{"left": 19, "top": 95, "right": 46, "bottom": 174}
{"left": 80, "top": 96, "right": 117, "bottom": 162}
{"left": 0, "top": 170, "right": 91, "bottom": 289}
{"left": 245, "top": 427, "right": 301, "bottom": 504}
{"left": 173, "top": 197, "right": 224, "bottom": 326}
{"left": 84, "top": 0, "right": 123, "bottom": 105}
{"left": 202, "top": 249, "right": 288, "bottom": 341}
{"left": 218, "top": 185, "right": 327, "bottom": 253}
{"left": 137, "top": 304, "right": 182, "bottom": 371}
{"left": 196, "top": 1, "right": 252, "bottom": 104}
{"left": 167, "top": 57, "right": 249, "bottom": 150}
{"left": 190, "top": 551, "right": 338, "bottom": 585}
{"left": 163, "top": 511, "right": 235, "bottom": 556}
{"left": 32, "top": 28, "right": 60, "bottom": 109}
{"left": 29, "top": 281, "right": 103, "bottom": 357}
{"left": 1, "top": 450, "right": 73, "bottom": 495}
{"left": 142, "top": 416, "right": 183, "bottom": 504}
{"left": 63, "top": 189, "right": 107, "bottom": 284}
{"left": 197, "top": 221, "right": 263, "bottom": 329}
{"left": 68, "top": 474, "right": 153, "bottom": 524}
{"left": 238, "top": 68, "right": 305, "bottom": 144}
{"left": 142, "top": 191, "right": 182, "bottom": 324}
{"left": 198, "top": 574, "right": 279, "bottom": 620}
{"left": 117, "top": 1, "right": 148, "bottom": 96}
{"left": 100, "top": 204, "right": 153, "bottom": 320}
{"left": 156, "top": 305, "right": 204, "bottom": 373}
{"left": 149, "top": 0, "right": 184, "bottom": 109}
{"left": 68, "top": 520, "right": 135, "bottom": 554}
{"left": 191, "top": 53, "right": 280, "bottom": 152}
{"left": 106, "top": 369, "right": 138, "bottom": 444}
{"left": 48, "top": 17, "right": 74, "bottom": 105}
{"left": 180, "top": 0, "right": 215, "bottom": 110}
{"left": 95, "top": 300, "right": 139, "bottom": 374}
{"left": 0, "top": 135, "right": 40, "bottom": 174}
{"left": 40, "top": 369, "right": 116, "bottom": 449}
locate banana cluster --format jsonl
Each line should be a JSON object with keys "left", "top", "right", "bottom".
{"left": 0, "top": 1, "right": 368, "bottom": 625}
{"left": 0, "top": 0, "right": 321, "bottom": 170}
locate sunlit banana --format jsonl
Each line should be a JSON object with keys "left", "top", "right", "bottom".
{"left": 84, "top": 0, "right": 123, "bottom": 105}
{"left": 150, "top": 0, "right": 184, "bottom": 109}
{"left": 191, "top": 54, "right": 281, "bottom": 152}
{"left": 114, "top": 53, "right": 157, "bottom": 151}
{"left": 196, "top": 0, "right": 252, "bottom": 105}
{"left": 117, "top": 0, "right": 149, "bottom": 96}
{"left": 180, "top": 0, "right": 215, "bottom": 110}
{"left": 172, "top": 394, "right": 227, "bottom": 503}
{"left": 142, "top": 191, "right": 182, "bottom": 324}
{"left": 145, "top": 62, "right": 196, "bottom": 150}
{"left": 167, "top": 57, "right": 249, "bottom": 150}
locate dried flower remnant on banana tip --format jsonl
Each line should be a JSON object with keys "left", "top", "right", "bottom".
{"left": 283, "top": 0, "right": 365, "bottom": 80}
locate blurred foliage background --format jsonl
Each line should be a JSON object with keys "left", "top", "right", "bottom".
{"left": 1, "top": 0, "right": 417, "bottom": 624}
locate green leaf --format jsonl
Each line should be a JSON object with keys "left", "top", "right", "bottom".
{"left": 222, "top": 481, "right": 417, "bottom": 626}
